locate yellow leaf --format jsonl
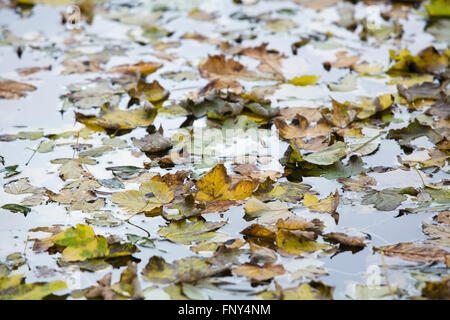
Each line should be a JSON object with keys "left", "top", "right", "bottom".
{"left": 195, "top": 164, "right": 258, "bottom": 201}
{"left": 303, "top": 190, "right": 339, "bottom": 213}
{"left": 287, "top": 75, "right": 320, "bottom": 86}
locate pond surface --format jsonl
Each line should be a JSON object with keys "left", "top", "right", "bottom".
{"left": 0, "top": 0, "right": 448, "bottom": 300}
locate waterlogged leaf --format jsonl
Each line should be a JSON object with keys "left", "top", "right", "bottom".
{"left": 126, "top": 234, "right": 155, "bottom": 248}
{"left": 141, "top": 256, "right": 225, "bottom": 284}
{"left": 303, "top": 142, "right": 347, "bottom": 165}
{"left": 274, "top": 115, "right": 331, "bottom": 140}
{"left": 237, "top": 43, "right": 286, "bottom": 79}
{"left": 337, "top": 174, "right": 377, "bottom": 191}
{"left": 233, "top": 262, "right": 286, "bottom": 281}
{"left": 111, "top": 181, "right": 173, "bottom": 214}
{"left": 57, "top": 159, "right": 89, "bottom": 181}
{"left": 276, "top": 230, "right": 330, "bottom": 257}
{"left": 79, "top": 146, "right": 113, "bottom": 158}
{"left": 162, "top": 71, "right": 199, "bottom": 81}
{"left": 302, "top": 190, "right": 339, "bottom": 213}
{"left": 195, "top": 164, "right": 258, "bottom": 201}
{"left": 331, "top": 51, "right": 359, "bottom": 69}
{"left": 98, "top": 178, "right": 125, "bottom": 189}
{"left": 85, "top": 213, "right": 124, "bottom": 227}
{"left": 0, "top": 274, "right": 67, "bottom": 300}
{"left": 198, "top": 55, "right": 278, "bottom": 81}
{"left": 375, "top": 242, "right": 447, "bottom": 263}
{"left": 362, "top": 189, "right": 407, "bottom": 211}
{"left": 323, "top": 233, "right": 366, "bottom": 248}
{"left": 181, "top": 91, "right": 278, "bottom": 120}
{"left": 244, "top": 198, "right": 293, "bottom": 224}
{"left": 158, "top": 217, "right": 226, "bottom": 245}
{"left": 4, "top": 178, "right": 40, "bottom": 195}
{"left": 255, "top": 181, "right": 313, "bottom": 203}
{"left": 75, "top": 103, "right": 157, "bottom": 133}
{"left": 0, "top": 80, "right": 36, "bottom": 100}
{"left": 241, "top": 224, "right": 277, "bottom": 240}
{"left": 131, "top": 131, "right": 172, "bottom": 154}
{"left": 6, "top": 253, "right": 26, "bottom": 269}
{"left": 128, "top": 80, "right": 169, "bottom": 104}
{"left": 258, "top": 281, "right": 334, "bottom": 300}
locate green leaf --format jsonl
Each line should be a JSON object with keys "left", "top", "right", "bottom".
{"left": 1, "top": 204, "right": 31, "bottom": 216}
{"left": 158, "top": 217, "right": 226, "bottom": 245}
{"left": 0, "top": 274, "right": 67, "bottom": 300}
{"left": 303, "top": 142, "right": 348, "bottom": 165}
{"left": 362, "top": 189, "right": 408, "bottom": 211}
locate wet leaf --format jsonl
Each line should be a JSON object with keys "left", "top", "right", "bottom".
{"left": 0, "top": 274, "right": 67, "bottom": 300}
{"left": 244, "top": 198, "right": 293, "bottom": 224}
{"left": 233, "top": 262, "right": 286, "bottom": 281}
{"left": 362, "top": 189, "right": 407, "bottom": 211}
{"left": 75, "top": 103, "right": 157, "bottom": 133}
{"left": 198, "top": 55, "right": 278, "bottom": 81}
{"left": 0, "top": 80, "right": 36, "bottom": 100}
{"left": 195, "top": 164, "right": 258, "bottom": 201}
{"left": 158, "top": 217, "right": 226, "bottom": 245}
{"left": 276, "top": 229, "right": 330, "bottom": 257}
{"left": 258, "top": 281, "right": 334, "bottom": 300}
{"left": 303, "top": 190, "right": 339, "bottom": 213}
{"left": 303, "top": 142, "right": 348, "bottom": 165}
{"left": 375, "top": 242, "right": 447, "bottom": 263}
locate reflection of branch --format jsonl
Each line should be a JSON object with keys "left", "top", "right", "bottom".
{"left": 380, "top": 250, "right": 396, "bottom": 300}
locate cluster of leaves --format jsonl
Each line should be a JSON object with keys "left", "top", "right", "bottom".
{"left": 0, "top": 0, "right": 449, "bottom": 300}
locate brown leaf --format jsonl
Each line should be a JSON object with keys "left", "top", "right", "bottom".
{"left": 331, "top": 51, "right": 360, "bottom": 69}
{"left": 16, "top": 65, "right": 51, "bottom": 76}
{"left": 239, "top": 43, "right": 286, "bottom": 79}
{"left": 323, "top": 232, "right": 366, "bottom": 247}
{"left": 241, "top": 224, "right": 277, "bottom": 240}
{"left": 376, "top": 242, "right": 447, "bottom": 263}
{"left": 85, "top": 272, "right": 115, "bottom": 300}
{"left": 233, "top": 262, "right": 285, "bottom": 281}
{"left": 198, "top": 55, "right": 278, "bottom": 81}
{"left": 199, "top": 78, "right": 243, "bottom": 96}
{"left": 275, "top": 217, "right": 316, "bottom": 231}
{"left": 0, "top": 80, "right": 36, "bottom": 99}
{"left": 107, "top": 61, "right": 162, "bottom": 77}
{"left": 274, "top": 115, "right": 332, "bottom": 140}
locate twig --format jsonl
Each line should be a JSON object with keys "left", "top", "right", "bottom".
{"left": 125, "top": 220, "right": 150, "bottom": 238}
{"left": 351, "top": 131, "right": 384, "bottom": 153}
{"left": 413, "top": 165, "right": 426, "bottom": 187}
{"left": 25, "top": 148, "right": 37, "bottom": 166}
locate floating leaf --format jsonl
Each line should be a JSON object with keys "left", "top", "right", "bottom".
{"left": 195, "top": 164, "right": 258, "bottom": 201}
{"left": 303, "top": 190, "right": 339, "bottom": 213}
{"left": 158, "top": 217, "right": 226, "bottom": 245}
